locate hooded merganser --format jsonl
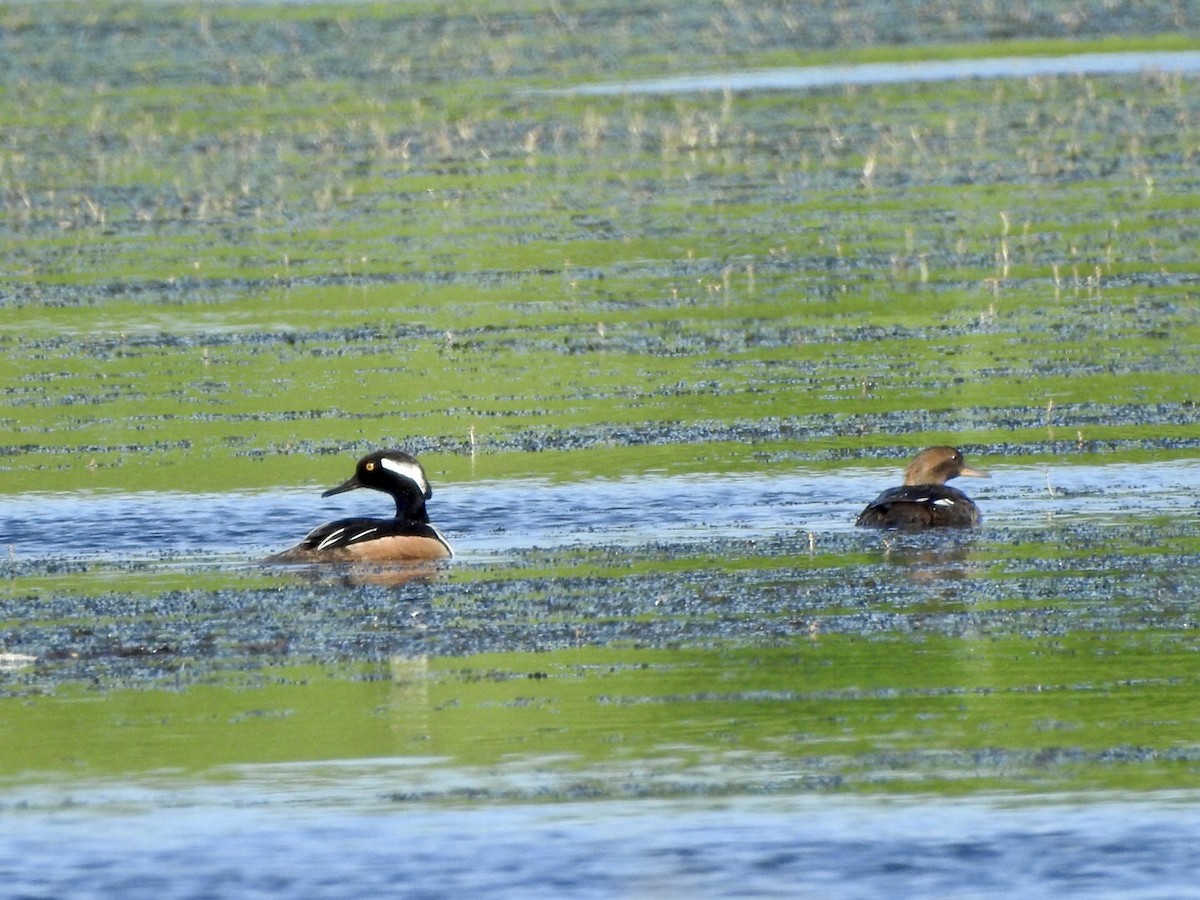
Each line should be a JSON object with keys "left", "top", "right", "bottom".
{"left": 265, "top": 450, "right": 453, "bottom": 563}
{"left": 855, "top": 446, "right": 988, "bottom": 529}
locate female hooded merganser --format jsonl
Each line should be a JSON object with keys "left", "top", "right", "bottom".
{"left": 265, "top": 450, "right": 453, "bottom": 563}
{"left": 855, "top": 446, "right": 988, "bottom": 529}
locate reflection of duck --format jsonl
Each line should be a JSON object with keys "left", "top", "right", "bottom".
{"left": 265, "top": 450, "right": 454, "bottom": 563}
{"left": 880, "top": 543, "right": 976, "bottom": 583}
{"left": 856, "top": 446, "right": 988, "bottom": 529}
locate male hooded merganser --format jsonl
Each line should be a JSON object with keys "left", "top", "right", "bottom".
{"left": 265, "top": 450, "right": 453, "bottom": 563}
{"left": 855, "top": 446, "right": 988, "bottom": 529}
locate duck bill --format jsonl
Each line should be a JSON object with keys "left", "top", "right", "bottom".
{"left": 959, "top": 466, "right": 989, "bottom": 479}
{"left": 321, "top": 474, "right": 364, "bottom": 497}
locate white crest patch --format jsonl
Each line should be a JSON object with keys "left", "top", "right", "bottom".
{"left": 380, "top": 457, "right": 428, "bottom": 493}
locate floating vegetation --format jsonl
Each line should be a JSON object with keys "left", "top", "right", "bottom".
{"left": 1, "top": 0, "right": 1199, "bottom": 813}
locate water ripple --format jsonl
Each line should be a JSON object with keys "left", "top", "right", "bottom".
{"left": 1, "top": 791, "right": 1198, "bottom": 899}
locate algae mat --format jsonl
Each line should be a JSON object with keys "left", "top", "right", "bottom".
{"left": 1, "top": 0, "right": 1200, "bottom": 806}
{"left": 1, "top": 1, "right": 1197, "bottom": 491}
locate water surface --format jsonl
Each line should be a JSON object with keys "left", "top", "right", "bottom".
{"left": 4, "top": 2, "right": 1200, "bottom": 896}
{"left": 5, "top": 790, "right": 1199, "bottom": 899}
{"left": 555, "top": 50, "right": 1200, "bottom": 95}
{"left": 5, "top": 459, "right": 1197, "bottom": 561}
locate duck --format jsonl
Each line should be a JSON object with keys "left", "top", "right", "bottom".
{"left": 855, "top": 446, "right": 988, "bottom": 529}
{"left": 264, "top": 450, "right": 453, "bottom": 563}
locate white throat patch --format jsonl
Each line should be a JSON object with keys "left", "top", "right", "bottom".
{"left": 380, "top": 457, "right": 428, "bottom": 493}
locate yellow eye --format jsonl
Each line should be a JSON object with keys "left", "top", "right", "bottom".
{"left": 365, "top": 462, "right": 375, "bottom": 471}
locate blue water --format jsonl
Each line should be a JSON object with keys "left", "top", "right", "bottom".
{"left": 2, "top": 790, "right": 1197, "bottom": 898}
{"left": 3, "top": 460, "right": 1198, "bottom": 561}
{"left": 555, "top": 50, "right": 1200, "bottom": 96}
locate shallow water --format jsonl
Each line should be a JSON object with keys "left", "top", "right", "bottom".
{"left": 4, "top": 1, "right": 1200, "bottom": 895}
{"left": 4, "top": 462, "right": 1196, "bottom": 895}
{"left": 5, "top": 460, "right": 1198, "bottom": 697}
{"left": 6, "top": 459, "right": 1198, "bottom": 561}
{"left": 556, "top": 49, "right": 1200, "bottom": 95}
{"left": 0, "top": 465, "right": 1190, "bottom": 571}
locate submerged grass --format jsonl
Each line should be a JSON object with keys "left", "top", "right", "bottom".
{"left": 1, "top": 0, "right": 1200, "bottom": 800}
{"left": 5, "top": 631, "right": 1200, "bottom": 797}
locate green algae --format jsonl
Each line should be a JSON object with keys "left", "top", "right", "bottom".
{"left": 2, "top": 0, "right": 1200, "bottom": 806}
{"left": 5, "top": 635, "right": 1200, "bottom": 798}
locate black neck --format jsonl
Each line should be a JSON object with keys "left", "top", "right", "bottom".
{"left": 393, "top": 492, "right": 430, "bottom": 522}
